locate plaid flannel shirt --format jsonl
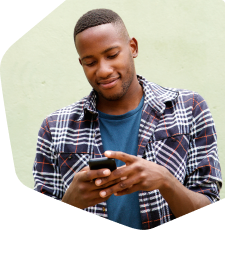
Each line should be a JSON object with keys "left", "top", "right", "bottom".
{"left": 33, "top": 74, "right": 222, "bottom": 229}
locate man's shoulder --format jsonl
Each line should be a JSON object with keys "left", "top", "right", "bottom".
{"left": 139, "top": 75, "right": 202, "bottom": 103}
{"left": 42, "top": 95, "right": 89, "bottom": 128}
{"left": 138, "top": 75, "right": 208, "bottom": 116}
{"left": 167, "top": 86, "right": 206, "bottom": 105}
{"left": 152, "top": 81, "right": 205, "bottom": 104}
{"left": 162, "top": 86, "right": 211, "bottom": 120}
{"left": 167, "top": 86, "right": 197, "bottom": 95}
{"left": 51, "top": 96, "right": 88, "bottom": 116}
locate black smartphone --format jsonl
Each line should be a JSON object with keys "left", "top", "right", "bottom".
{"left": 88, "top": 157, "right": 117, "bottom": 171}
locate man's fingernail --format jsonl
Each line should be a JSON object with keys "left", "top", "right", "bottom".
{"left": 100, "top": 191, "right": 106, "bottom": 197}
{"left": 114, "top": 193, "right": 118, "bottom": 196}
{"left": 104, "top": 151, "right": 111, "bottom": 156}
{"left": 95, "top": 179, "right": 102, "bottom": 185}
{"left": 103, "top": 169, "right": 110, "bottom": 175}
{"left": 120, "top": 176, "right": 127, "bottom": 181}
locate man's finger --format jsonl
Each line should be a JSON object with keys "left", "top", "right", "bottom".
{"left": 104, "top": 150, "right": 136, "bottom": 164}
{"left": 115, "top": 184, "right": 139, "bottom": 196}
{"left": 99, "top": 175, "right": 139, "bottom": 198}
{"left": 95, "top": 165, "right": 130, "bottom": 186}
{"left": 84, "top": 168, "right": 111, "bottom": 181}
{"left": 95, "top": 176, "right": 127, "bottom": 187}
{"left": 79, "top": 165, "right": 89, "bottom": 172}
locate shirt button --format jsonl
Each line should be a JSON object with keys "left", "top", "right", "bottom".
{"left": 102, "top": 207, "right": 105, "bottom": 212}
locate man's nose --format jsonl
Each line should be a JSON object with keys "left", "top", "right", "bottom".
{"left": 96, "top": 60, "right": 113, "bottom": 78}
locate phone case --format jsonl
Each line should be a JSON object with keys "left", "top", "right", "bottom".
{"left": 88, "top": 157, "right": 117, "bottom": 171}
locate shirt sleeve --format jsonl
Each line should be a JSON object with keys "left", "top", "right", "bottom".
{"left": 32, "top": 117, "right": 64, "bottom": 200}
{"left": 185, "top": 93, "right": 222, "bottom": 203}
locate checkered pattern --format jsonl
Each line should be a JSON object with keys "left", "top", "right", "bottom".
{"left": 33, "top": 74, "right": 222, "bottom": 229}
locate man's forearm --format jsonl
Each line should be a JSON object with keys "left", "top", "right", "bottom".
{"left": 159, "top": 171, "right": 211, "bottom": 218}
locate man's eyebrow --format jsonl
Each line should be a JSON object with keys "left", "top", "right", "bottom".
{"left": 81, "top": 46, "right": 120, "bottom": 61}
{"left": 81, "top": 55, "right": 94, "bottom": 62}
{"left": 101, "top": 46, "right": 119, "bottom": 54}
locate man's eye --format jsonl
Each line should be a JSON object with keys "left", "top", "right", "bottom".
{"left": 86, "top": 62, "right": 95, "bottom": 67}
{"left": 108, "top": 52, "right": 119, "bottom": 59}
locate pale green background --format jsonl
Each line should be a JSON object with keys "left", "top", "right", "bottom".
{"left": 1, "top": 0, "right": 225, "bottom": 198}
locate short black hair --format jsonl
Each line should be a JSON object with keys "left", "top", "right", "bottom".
{"left": 74, "top": 8, "right": 129, "bottom": 42}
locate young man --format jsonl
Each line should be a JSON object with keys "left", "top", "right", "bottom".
{"left": 33, "top": 9, "right": 222, "bottom": 229}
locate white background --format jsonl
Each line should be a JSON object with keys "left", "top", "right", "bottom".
{"left": 0, "top": 1, "right": 225, "bottom": 257}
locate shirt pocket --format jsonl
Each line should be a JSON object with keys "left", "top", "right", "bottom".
{"left": 147, "top": 134, "right": 190, "bottom": 183}
{"left": 58, "top": 152, "right": 90, "bottom": 188}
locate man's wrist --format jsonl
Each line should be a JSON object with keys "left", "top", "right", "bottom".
{"left": 158, "top": 166, "right": 176, "bottom": 197}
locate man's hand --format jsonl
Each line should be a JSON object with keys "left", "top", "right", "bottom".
{"left": 96, "top": 151, "right": 211, "bottom": 218}
{"left": 61, "top": 165, "right": 124, "bottom": 209}
{"left": 95, "top": 151, "right": 169, "bottom": 198}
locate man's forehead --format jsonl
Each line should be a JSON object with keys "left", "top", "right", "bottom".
{"left": 75, "top": 23, "right": 126, "bottom": 56}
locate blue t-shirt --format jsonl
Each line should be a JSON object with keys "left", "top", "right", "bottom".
{"left": 98, "top": 95, "right": 144, "bottom": 229}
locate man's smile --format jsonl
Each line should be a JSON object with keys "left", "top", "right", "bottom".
{"left": 97, "top": 76, "right": 120, "bottom": 89}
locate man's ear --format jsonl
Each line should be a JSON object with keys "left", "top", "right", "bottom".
{"left": 79, "top": 58, "right": 82, "bottom": 66}
{"left": 129, "top": 37, "right": 138, "bottom": 58}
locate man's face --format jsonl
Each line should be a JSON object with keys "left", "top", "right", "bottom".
{"left": 75, "top": 23, "right": 138, "bottom": 102}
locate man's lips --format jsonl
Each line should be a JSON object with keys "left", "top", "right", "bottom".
{"left": 97, "top": 77, "right": 120, "bottom": 88}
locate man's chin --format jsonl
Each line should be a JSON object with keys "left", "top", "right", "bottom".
{"left": 98, "top": 91, "right": 126, "bottom": 101}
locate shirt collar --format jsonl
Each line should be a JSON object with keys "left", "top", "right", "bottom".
{"left": 80, "top": 74, "right": 178, "bottom": 119}
{"left": 137, "top": 74, "right": 178, "bottom": 115}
